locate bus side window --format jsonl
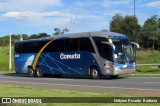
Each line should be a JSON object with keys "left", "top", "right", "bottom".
{"left": 101, "top": 44, "right": 113, "bottom": 61}
{"left": 65, "top": 38, "right": 79, "bottom": 51}
{"left": 15, "top": 43, "right": 21, "bottom": 53}
{"left": 79, "top": 37, "right": 95, "bottom": 53}
{"left": 21, "top": 42, "right": 31, "bottom": 53}
{"left": 45, "top": 40, "right": 65, "bottom": 52}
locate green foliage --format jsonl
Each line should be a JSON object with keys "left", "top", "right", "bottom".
{"left": 110, "top": 14, "right": 160, "bottom": 50}
{"left": 53, "top": 28, "right": 69, "bottom": 35}
{"left": 142, "top": 15, "right": 160, "bottom": 50}
{"left": 110, "top": 13, "right": 141, "bottom": 42}
{"left": 136, "top": 66, "right": 160, "bottom": 74}
{"left": 0, "top": 33, "right": 50, "bottom": 46}
{"left": 0, "top": 85, "right": 128, "bottom": 97}
{"left": 110, "top": 13, "right": 124, "bottom": 34}
{"left": 123, "top": 15, "right": 141, "bottom": 42}
{"left": 136, "top": 50, "right": 160, "bottom": 64}
{"left": 136, "top": 50, "right": 160, "bottom": 74}
{"left": 0, "top": 46, "right": 14, "bottom": 71}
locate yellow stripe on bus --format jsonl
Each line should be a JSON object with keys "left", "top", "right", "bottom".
{"left": 33, "top": 37, "right": 60, "bottom": 70}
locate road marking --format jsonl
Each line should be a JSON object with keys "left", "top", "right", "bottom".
{"left": 144, "top": 82, "right": 160, "bottom": 84}
{"left": 0, "top": 80, "right": 160, "bottom": 92}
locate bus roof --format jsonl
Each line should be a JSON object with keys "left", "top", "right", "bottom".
{"left": 15, "top": 31, "right": 127, "bottom": 43}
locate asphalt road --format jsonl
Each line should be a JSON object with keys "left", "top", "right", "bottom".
{"left": 0, "top": 73, "right": 160, "bottom": 96}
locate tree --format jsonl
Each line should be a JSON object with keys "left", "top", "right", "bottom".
{"left": 123, "top": 15, "right": 141, "bottom": 41}
{"left": 142, "top": 15, "right": 159, "bottom": 51}
{"left": 30, "top": 34, "right": 39, "bottom": 39}
{"left": 0, "top": 33, "right": 51, "bottom": 46}
{"left": 110, "top": 13, "right": 124, "bottom": 34}
{"left": 38, "top": 33, "right": 50, "bottom": 38}
{"left": 30, "top": 33, "right": 50, "bottom": 39}
{"left": 53, "top": 28, "right": 69, "bottom": 35}
{"left": 110, "top": 14, "right": 141, "bottom": 42}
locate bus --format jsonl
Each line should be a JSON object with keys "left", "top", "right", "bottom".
{"left": 14, "top": 31, "right": 140, "bottom": 79}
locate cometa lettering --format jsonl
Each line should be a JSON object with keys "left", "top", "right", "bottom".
{"left": 60, "top": 53, "right": 80, "bottom": 59}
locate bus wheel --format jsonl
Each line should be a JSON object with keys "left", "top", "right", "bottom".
{"left": 28, "top": 67, "right": 36, "bottom": 77}
{"left": 110, "top": 75, "right": 119, "bottom": 79}
{"left": 36, "top": 67, "right": 43, "bottom": 77}
{"left": 90, "top": 67, "right": 100, "bottom": 79}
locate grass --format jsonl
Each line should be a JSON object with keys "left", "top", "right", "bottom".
{"left": 135, "top": 50, "right": 160, "bottom": 74}
{"left": 136, "top": 50, "right": 160, "bottom": 64}
{"left": 0, "top": 84, "right": 159, "bottom": 106}
{"left": 0, "top": 85, "right": 127, "bottom": 97}
{"left": 0, "top": 46, "right": 14, "bottom": 71}
{"left": 136, "top": 66, "right": 160, "bottom": 74}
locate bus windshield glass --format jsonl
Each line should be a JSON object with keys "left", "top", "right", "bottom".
{"left": 112, "top": 38, "right": 134, "bottom": 64}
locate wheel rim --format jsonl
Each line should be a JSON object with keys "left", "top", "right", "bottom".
{"left": 36, "top": 68, "right": 42, "bottom": 77}
{"left": 28, "top": 68, "right": 34, "bottom": 76}
{"left": 37, "top": 69, "right": 40, "bottom": 76}
{"left": 30, "top": 70, "right": 33, "bottom": 75}
{"left": 92, "top": 69, "right": 98, "bottom": 77}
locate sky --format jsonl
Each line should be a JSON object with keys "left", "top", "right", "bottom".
{"left": 0, "top": 0, "right": 160, "bottom": 37}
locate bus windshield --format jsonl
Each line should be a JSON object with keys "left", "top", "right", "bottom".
{"left": 112, "top": 39, "right": 134, "bottom": 64}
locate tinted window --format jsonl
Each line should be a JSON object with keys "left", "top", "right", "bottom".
{"left": 21, "top": 42, "right": 32, "bottom": 53}
{"left": 20, "top": 41, "right": 46, "bottom": 53}
{"left": 80, "top": 37, "right": 95, "bottom": 53}
{"left": 102, "top": 44, "right": 113, "bottom": 61}
{"left": 15, "top": 39, "right": 65, "bottom": 53}
{"left": 44, "top": 40, "right": 65, "bottom": 52}
{"left": 93, "top": 37, "right": 113, "bottom": 61}
{"left": 93, "top": 37, "right": 108, "bottom": 44}
{"left": 65, "top": 38, "right": 79, "bottom": 51}
{"left": 15, "top": 42, "right": 21, "bottom": 53}
{"left": 121, "top": 39, "right": 130, "bottom": 46}
{"left": 15, "top": 37, "right": 95, "bottom": 53}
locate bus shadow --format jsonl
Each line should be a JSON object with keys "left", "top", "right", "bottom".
{"left": 2, "top": 73, "right": 29, "bottom": 77}
{"left": 59, "top": 75, "right": 127, "bottom": 80}
{"left": 2, "top": 73, "right": 127, "bottom": 80}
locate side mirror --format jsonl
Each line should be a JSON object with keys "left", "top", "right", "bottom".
{"left": 131, "top": 42, "right": 140, "bottom": 51}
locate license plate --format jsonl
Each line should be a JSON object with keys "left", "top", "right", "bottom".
{"left": 125, "top": 70, "right": 130, "bottom": 73}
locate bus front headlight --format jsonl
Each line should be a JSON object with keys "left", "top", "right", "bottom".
{"left": 114, "top": 66, "right": 119, "bottom": 74}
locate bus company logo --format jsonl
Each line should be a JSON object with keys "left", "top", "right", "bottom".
{"left": 2, "top": 98, "right": 11, "bottom": 103}
{"left": 60, "top": 53, "right": 80, "bottom": 59}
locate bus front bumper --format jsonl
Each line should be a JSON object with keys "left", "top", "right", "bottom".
{"left": 113, "top": 66, "right": 136, "bottom": 75}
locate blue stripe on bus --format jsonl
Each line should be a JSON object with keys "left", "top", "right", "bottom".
{"left": 108, "top": 35, "right": 128, "bottom": 39}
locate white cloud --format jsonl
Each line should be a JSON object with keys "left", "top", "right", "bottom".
{"left": 146, "top": 1, "right": 160, "bottom": 8}
{"left": 1, "top": 10, "right": 104, "bottom": 21}
{"left": 74, "top": 1, "right": 100, "bottom": 7}
{"left": 0, "top": 10, "right": 105, "bottom": 33}
{"left": 102, "top": 0, "right": 130, "bottom": 7}
{"left": 0, "top": 0, "right": 115, "bottom": 34}
{"left": 0, "top": 0, "right": 62, "bottom": 11}
{"left": 103, "top": 9, "right": 134, "bottom": 17}
{"left": 1, "top": 11, "right": 74, "bottom": 19}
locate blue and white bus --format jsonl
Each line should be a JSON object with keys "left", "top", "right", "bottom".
{"left": 14, "top": 31, "right": 140, "bottom": 79}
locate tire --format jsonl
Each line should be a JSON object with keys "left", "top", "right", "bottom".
{"left": 28, "top": 67, "right": 36, "bottom": 77}
{"left": 90, "top": 67, "right": 100, "bottom": 79}
{"left": 110, "top": 75, "right": 119, "bottom": 79}
{"left": 36, "top": 67, "right": 43, "bottom": 77}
